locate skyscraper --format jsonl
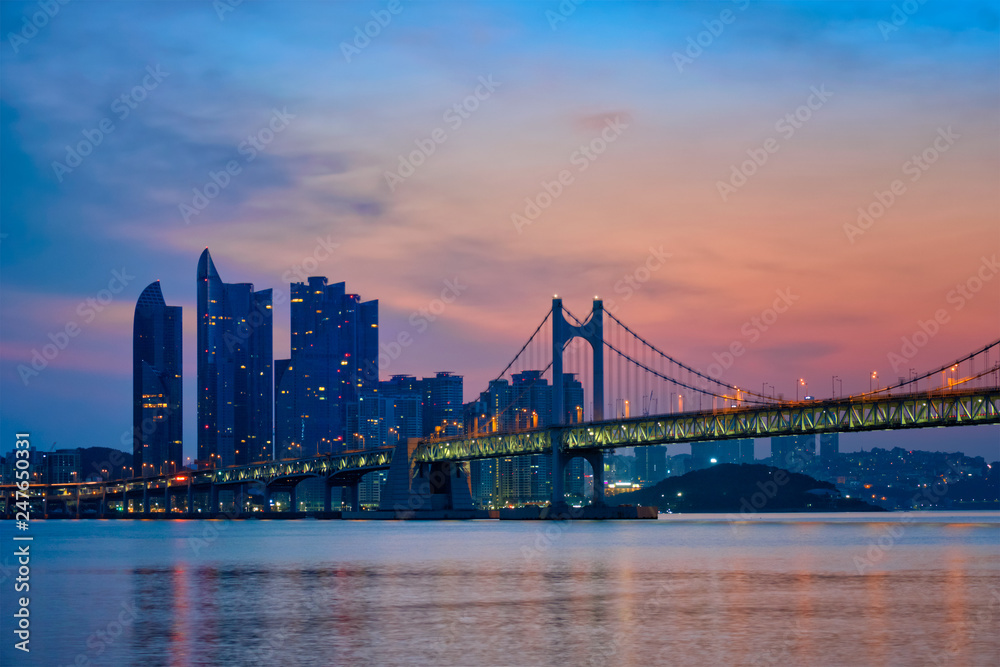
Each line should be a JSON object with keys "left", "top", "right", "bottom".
{"left": 820, "top": 433, "right": 840, "bottom": 461}
{"left": 274, "top": 276, "right": 378, "bottom": 455}
{"left": 197, "top": 249, "right": 273, "bottom": 467}
{"left": 635, "top": 445, "right": 668, "bottom": 485}
{"left": 274, "top": 359, "right": 299, "bottom": 459}
{"left": 133, "top": 281, "right": 182, "bottom": 477}
{"left": 422, "top": 371, "right": 464, "bottom": 437}
{"left": 466, "top": 371, "right": 585, "bottom": 506}
{"left": 381, "top": 375, "right": 424, "bottom": 443}
{"left": 691, "top": 439, "right": 755, "bottom": 470}
{"left": 771, "top": 434, "right": 815, "bottom": 471}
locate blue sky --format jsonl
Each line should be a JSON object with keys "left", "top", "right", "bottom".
{"left": 1, "top": 1, "right": 998, "bottom": 461}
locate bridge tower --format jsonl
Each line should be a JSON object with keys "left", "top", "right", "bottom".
{"left": 551, "top": 297, "right": 604, "bottom": 508}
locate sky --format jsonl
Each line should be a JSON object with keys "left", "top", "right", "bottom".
{"left": 1, "top": 0, "right": 998, "bottom": 462}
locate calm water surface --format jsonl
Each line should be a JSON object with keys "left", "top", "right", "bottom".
{"left": 1, "top": 512, "right": 997, "bottom": 666}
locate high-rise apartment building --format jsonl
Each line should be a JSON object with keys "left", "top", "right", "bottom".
{"left": 197, "top": 249, "right": 273, "bottom": 467}
{"left": 133, "top": 280, "right": 182, "bottom": 476}
{"left": 274, "top": 276, "right": 377, "bottom": 455}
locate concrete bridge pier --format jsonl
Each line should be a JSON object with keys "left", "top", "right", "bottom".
{"left": 323, "top": 483, "right": 333, "bottom": 512}
{"left": 345, "top": 483, "right": 360, "bottom": 512}
{"left": 378, "top": 438, "right": 475, "bottom": 517}
{"left": 585, "top": 449, "right": 605, "bottom": 506}
{"left": 210, "top": 485, "right": 220, "bottom": 514}
{"left": 553, "top": 449, "right": 605, "bottom": 508}
{"left": 235, "top": 484, "right": 246, "bottom": 516}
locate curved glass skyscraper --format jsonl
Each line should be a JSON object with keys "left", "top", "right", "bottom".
{"left": 197, "top": 249, "right": 273, "bottom": 467}
{"left": 133, "top": 280, "right": 182, "bottom": 477}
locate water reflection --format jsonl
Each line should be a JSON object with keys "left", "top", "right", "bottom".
{"left": 8, "top": 515, "right": 997, "bottom": 666}
{"left": 114, "top": 562, "right": 998, "bottom": 666}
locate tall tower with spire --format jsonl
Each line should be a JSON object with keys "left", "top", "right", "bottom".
{"left": 197, "top": 249, "right": 273, "bottom": 467}
{"left": 133, "top": 281, "right": 182, "bottom": 476}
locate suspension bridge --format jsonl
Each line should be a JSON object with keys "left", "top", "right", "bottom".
{"left": 405, "top": 297, "right": 999, "bottom": 511}
{"left": 3, "top": 297, "right": 997, "bottom": 519}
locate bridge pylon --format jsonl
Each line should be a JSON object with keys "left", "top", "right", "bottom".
{"left": 551, "top": 297, "right": 604, "bottom": 508}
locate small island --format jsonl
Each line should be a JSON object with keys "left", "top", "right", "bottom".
{"left": 611, "top": 463, "right": 885, "bottom": 513}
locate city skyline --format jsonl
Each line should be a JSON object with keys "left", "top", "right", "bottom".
{"left": 2, "top": 4, "right": 997, "bottom": 666}
{"left": 1, "top": 1, "right": 997, "bottom": 462}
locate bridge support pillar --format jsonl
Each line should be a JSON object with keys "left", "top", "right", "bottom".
{"left": 346, "top": 484, "right": 360, "bottom": 513}
{"left": 235, "top": 484, "right": 246, "bottom": 516}
{"left": 289, "top": 486, "right": 297, "bottom": 513}
{"left": 378, "top": 438, "right": 474, "bottom": 516}
{"left": 590, "top": 450, "right": 605, "bottom": 506}
{"left": 551, "top": 445, "right": 565, "bottom": 510}
{"left": 551, "top": 297, "right": 604, "bottom": 509}
{"left": 142, "top": 486, "right": 149, "bottom": 514}
{"left": 164, "top": 488, "right": 172, "bottom": 515}
{"left": 210, "top": 485, "right": 219, "bottom": 514}
{"left": 186, "top": 484, "right": 194, "bottom": 515}
{"left": 323, "top": 483, "right": 333, "bottom": 512}
{"left": 263, "top": 485, "right": 272, "bottom": 512}
{"left": 74, "top": 488, "right": 81, "bottom": 519}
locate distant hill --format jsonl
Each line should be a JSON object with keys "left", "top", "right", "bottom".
{"left": 611, "top": 463, "right": 884, "bottom": 513}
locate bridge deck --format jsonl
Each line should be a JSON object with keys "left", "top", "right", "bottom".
{"left": 414, "top": 388, "right": 1000, "bottom": 463}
